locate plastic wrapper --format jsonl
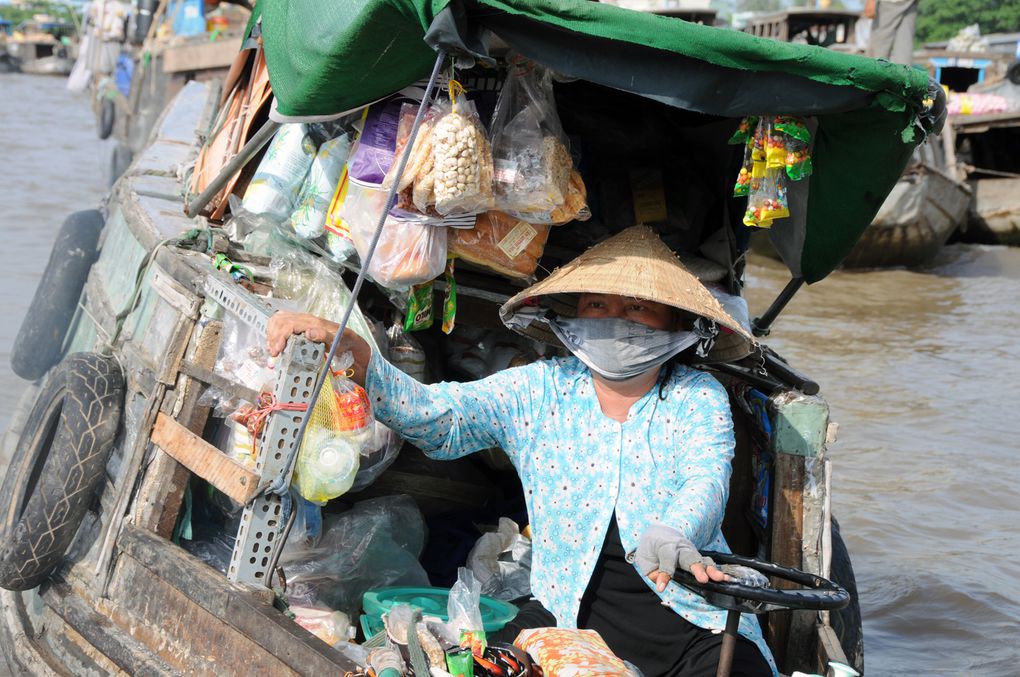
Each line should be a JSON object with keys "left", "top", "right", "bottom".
{"left": 515, "top": 628, "right": 629, "bottom": 676}
{"left": 523, "top": 169, "right": 591, "bottom": 226}
{"left": 278, "top": 495, "right": 430, "bottom": 619}
{"left": 466, "top": 518, "right": 532, "bottom": 601}
{"left": 743, "top": 166, "right": 789, "bottom": 229}
{"left": 490, "top": 59, "right": 572, "bottom": 218}
{"left": 384, "top": 103, "right": 440, "bottom": 196}
{"left": 181, "top": 532, "right": 235, "bottom": 574}
{"left": 242, "top": 124, "right": 318, "bottom": 220}
{"left": 775, "top": 116, "right": 813, "bottom": 181}
{"left": 200, "top": 312, "right": 275, "bottom": 414}
{"left": 289, "top": 134, "right": 352, "bottom": 239}
{"left": 347, "top": 96, "right": 408, "bottom": 184}
{"left": 291, "top": 606, "right": 353, "bottom": 646}
{"left": 449, "top": 212, "right": 550, "bottom": 280}
{"left": 719, "top": 564, "right": 770, "bottom": 588}
{"left": 387, "top": 323, "right": 427, "bottom": 382}
{"left": 446, "top": 568, "right": 484, "bottom": 637}
{"left": 431, "top": 89, "right": 494, "bottom": 216}
{"left": 348, "top": 210, "right": 448, "bottom": 290}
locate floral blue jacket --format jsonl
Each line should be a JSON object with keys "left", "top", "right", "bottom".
{"left": 366, "top": 353, "right": 776, "bottom": 673}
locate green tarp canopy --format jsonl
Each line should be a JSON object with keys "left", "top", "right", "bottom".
{"left": 255, "top": 0, "right": 944, "bottom": 283}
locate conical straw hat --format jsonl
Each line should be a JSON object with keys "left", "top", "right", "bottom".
{"left": 499, "top": 226, "right": 754, "bottom": 363}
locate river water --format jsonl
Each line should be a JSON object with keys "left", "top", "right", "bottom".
{"left": 1, "top": 74, "right": 1018, "bottom": 675}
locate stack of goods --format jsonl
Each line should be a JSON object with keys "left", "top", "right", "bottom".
{"left": 946, "top": 91, "right": 1009, "bottom": 117}
{"left": 269, "top": 59, "right": 594, "bottom": 336}
{"left": 729, "top": 115, "right": 812, "bottom": 229}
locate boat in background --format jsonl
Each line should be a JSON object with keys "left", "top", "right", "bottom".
{"left": 2, "top": 18, "right": 77, "bottom": 75}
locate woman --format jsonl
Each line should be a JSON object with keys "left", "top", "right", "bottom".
{"left": 267, "top": 226, "right": 775, "bottom": 676}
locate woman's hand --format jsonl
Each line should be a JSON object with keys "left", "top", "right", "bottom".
{"left": 634, "top": 524, "right": 732, "bottom": 593}
{"left": 266, "top": 311, "right": 374, "bottom": 386}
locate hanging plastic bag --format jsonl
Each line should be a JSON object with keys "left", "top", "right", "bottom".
{"left": 348, "top": 211, "right": 449, "bottom": 290}
{"left": 242, "top": 124, "right": 318, "bottom": 220}
{"left": 431, "top": 83, "right": 494, "bottom": 216}
{"left": 743, "top": 166, "right": 789, "bottom": 229}
{"left": 292, "top": 365, "right": 362, "bottom": 504}
{"left": 775, "top": 116, "right": 813, "bottom": 181}
{"left": 449, "top": 211, "right": 550, "bottom": 279}
{"left": 289, "top": 133, "right": 352, "bottom": 239}
{"left": 387, "top": 323, "right": 427, "bottom": 382}
{"left": 490, "top": 58, "right": 573, "bottom": 218}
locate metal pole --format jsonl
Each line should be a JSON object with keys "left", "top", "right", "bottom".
{"left": 185, "top": 119, "right": 282, "bottom": 218}
{"left": 751, "top": 276, "right": 804, "bottom": 337}
{"left": 262, "top": 48, "right": 448, "bottom": 499}
{"left": 715, "top": 609, "right": 742, "bottom": 677}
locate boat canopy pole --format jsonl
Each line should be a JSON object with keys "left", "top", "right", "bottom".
{"left": 184, "top": 119, "right": 282, "bottom": 218}
{"left": 262, "top": 49, "right": 449, "bottom": 577}
{"left": 751, "top": 276, "right": 804, "bottom": 337}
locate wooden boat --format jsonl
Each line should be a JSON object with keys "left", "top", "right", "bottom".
{"left": 0, "top": 2, "right": 947, "bottom": 674}
{"left": 2, "top": 20, "right": 77, "bottom": 76}
{"left": 951, "top": 110, "right": 1020, "bottom": 246}
{"left": 843, "top": 160, "right": 972, "bottom": 268}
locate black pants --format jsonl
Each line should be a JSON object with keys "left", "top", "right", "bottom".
{"left": 492, "top": 599, "right": 771, "bottom": 677}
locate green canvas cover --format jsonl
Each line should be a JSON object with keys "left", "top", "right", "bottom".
{"left": 255, "top": 0, "right": 943, "bottom": 282}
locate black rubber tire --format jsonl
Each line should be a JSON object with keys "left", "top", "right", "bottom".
{"left": 0, "top": 353, "right": 123, "bottom": 591}
{"left": 10, "top": 210, "right": 104, "bottom": 382}
{"left": 1008, "top": 60, "right": 1020, "bottom": 86}
{"left": 109, "top": 142, "right": 134, "bottom": 187}
{"left": 98, "top": 97, "right": 115, "bottom": 140}
{"left": 830, "top": 517, "right": 864, "bottom": 674}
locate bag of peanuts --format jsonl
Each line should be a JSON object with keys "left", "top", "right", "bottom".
{"left": 429, "top": 83, "right": 495, "bottom": 216}
{"left": 490, "top": 57, "right": 573, "bottom": 221}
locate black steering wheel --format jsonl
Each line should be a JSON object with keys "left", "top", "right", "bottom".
{"left": 672, "top": 551, "right": 850, "bottom": 614}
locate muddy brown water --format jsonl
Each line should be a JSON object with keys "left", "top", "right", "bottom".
{"left": 1, "top": 74, "right": 1018, "bottom": 675}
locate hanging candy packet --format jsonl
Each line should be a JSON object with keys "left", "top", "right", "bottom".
{"left": 727, "top": 115, "right": 759, "bottom": 145}
{"left": 765, "top": 118, "right": 787, "bottom": 170}
{"left": 775, "top": 116, "right": 813, "bottom": 181}
{"left": 442, "top": 258, "right": 457, "bottom": 335}
{"left": 404, "top": 281, "right": 435, "bottom": 332}
{"left": 743, "top": 167, "right": 789, "bottom": 229}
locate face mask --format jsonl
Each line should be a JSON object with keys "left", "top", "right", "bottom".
{"left": 547, "top": 316, "right": 717, "bottom": 381}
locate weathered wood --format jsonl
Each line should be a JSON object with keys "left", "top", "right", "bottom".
{"left": 162, "top": 38, "right": 243, "bottom": 74}
{"left": 135, "top": 320, "right": 222, "bottom": 538}
{"left": 42, "top": 583, "right": 174, "bottom": 676}
{"left": 815, "top": 623, "right": 851, "bottom": 672}
{"left": 151, "top": 413, "right": 259, "bottom": 506}
{"left": 116, "top": 525, "right": 357, "bottom": 675}
{"left": 767, "top": 452, "right": 806, "bottom": 672}
{"left": 178, "top": 359, "right": 261, "bottom": 406}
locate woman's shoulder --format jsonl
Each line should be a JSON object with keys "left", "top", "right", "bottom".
{"left": 666, "top": 364, "right": 728, "bottom": 400}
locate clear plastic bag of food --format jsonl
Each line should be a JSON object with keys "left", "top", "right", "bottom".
{"left": 743, "top": 166, "right": 789, "bottom": 229}
{"left": 774, "top": 115, "right": 813, "bottom": 181}
{"left": 490, "top": 58, "right": 572, "bottom": 217}
{"left": 449, "top": 211, "right": 550, "bottom": 279}
{"left": 431, "top": 84, "right": 494, "bottom": 216}
{"left": 347, "top": 200, "right": 449, "bottom": 289}
{"left": 289, "top": 133, "right": 352, "bottom": 239}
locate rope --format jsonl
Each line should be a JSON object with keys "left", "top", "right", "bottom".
{"left": 236, "top": 392, "right": 308, "bottom": 458}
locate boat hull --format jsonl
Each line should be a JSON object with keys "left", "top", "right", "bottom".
{"left": 963, "top": 177, "right": 1020, "bottom": 246}
{"left": 843, "top": 163, "right": 971, "bottom": 268}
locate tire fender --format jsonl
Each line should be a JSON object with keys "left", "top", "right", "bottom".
{"left": 98, "top": 97, "right": 115, "bottom": 140}
{"left": 11, "top": 210, "right": 104, "bottom": 382}
{"left": 0, "top": 353, "right": 124, "bottom": 591}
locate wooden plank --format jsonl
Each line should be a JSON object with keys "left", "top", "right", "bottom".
{"left": 116, "top": 525, "right": 357, "bottom": 675}
{"left": 150, "top": 413, "right": 258, "bottom": 505}
{"left": 767, "top": 452, "right": 806, "bottom": 673}
{"left": 162, "top": 38, "right": 243, "bottom": 74}
{"left": 135, "top": 320, "right": 222, "bottom": 537}
{"left": 815, "top": 623, "right": 850, "bottom": 672}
